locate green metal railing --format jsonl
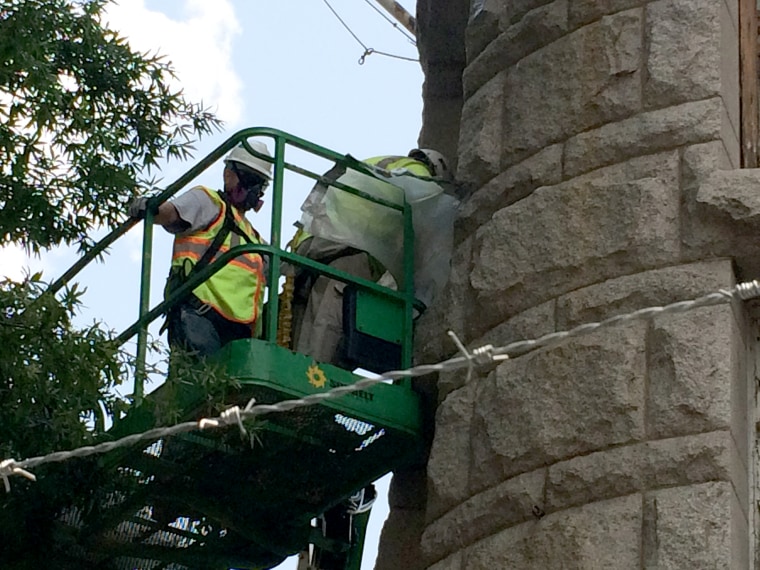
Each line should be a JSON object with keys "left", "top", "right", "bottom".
{"left": 48, "top": 127, "right": 421, "bottom": 404}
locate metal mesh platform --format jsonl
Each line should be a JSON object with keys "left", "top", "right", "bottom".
{"left": 43, "top": 339, "right": 423, "bottom": 569}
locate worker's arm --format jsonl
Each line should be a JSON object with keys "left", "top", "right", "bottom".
{"left": 153, "top": 201, "right": 183, "bottom": 228}
{"left": 128, "top": 195, "right": 197, "bottom": 234}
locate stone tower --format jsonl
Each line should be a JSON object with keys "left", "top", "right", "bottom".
{"left": 377, "top": 0, "right": 760, "bottom": 568}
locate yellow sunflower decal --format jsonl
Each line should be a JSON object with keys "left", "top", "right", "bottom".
{"left": 306, "top": 363, "right": 327, "bottom": 389}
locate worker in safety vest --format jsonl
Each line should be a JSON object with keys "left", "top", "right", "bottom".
{"left": 128, "top": 141, "right": 271, "bottom": 356}
{"left": 290, "top": 148, "right": 452, "bottom": 368}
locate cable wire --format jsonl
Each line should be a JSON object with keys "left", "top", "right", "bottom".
{"left": 2, "top": 280, "right": 760, "bottom": 490}
{"left": 361, "top": 0, "right": 416, "bottom": 45}
{"left": 320, "top": 0, "right": 419, "bottom": 64}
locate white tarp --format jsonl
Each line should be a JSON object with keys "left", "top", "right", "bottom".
{"left": 299, "top": 159, "right": 459, "bottom": 307}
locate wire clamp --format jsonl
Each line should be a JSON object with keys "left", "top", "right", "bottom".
{"left": 448, "top": 331, "right": 509, "bottom": 383}
{"left": 198, "top": 399, "right": 256, "bottom": 437}
{"left": 0, "top": 459, "right": 36, "bottom": 493}
{"left": 732, "top": 280, "right": 760, "bottom": 301}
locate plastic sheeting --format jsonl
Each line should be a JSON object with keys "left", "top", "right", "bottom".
{"left": 299, "top": 159, "right": 459, "bottom": 308}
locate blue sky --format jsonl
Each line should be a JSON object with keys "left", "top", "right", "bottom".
{"left": 1, "top": 1, "right": 422, "bottom": 568}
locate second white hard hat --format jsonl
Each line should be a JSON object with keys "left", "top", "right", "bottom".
{"left": 408, "top": 148, "right": 452, "bottom": 181}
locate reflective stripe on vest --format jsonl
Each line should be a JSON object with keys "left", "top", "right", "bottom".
{"left": 171, "top": 186, "right": 265, "bottom": 324}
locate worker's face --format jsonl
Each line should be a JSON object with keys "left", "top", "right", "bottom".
{"left": 224, "top": 164, "right": 267, "bottom": 212}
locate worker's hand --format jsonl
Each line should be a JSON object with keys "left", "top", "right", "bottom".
{"left": 128, "top": 196, "right": 150, "bottom": 219}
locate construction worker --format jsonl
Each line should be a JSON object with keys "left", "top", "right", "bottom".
{"left": 128, "top": 141, "right": 272, "bottom": 357}
{"left": 290, "top": 148, "right": 452, "bottom": 369}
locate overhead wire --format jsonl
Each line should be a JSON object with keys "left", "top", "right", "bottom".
{"left": 361, "top": 0, "right": 417, "bottom": 45}
{"left": 3, "top": 279, "right": 760, "bottom": 491}
{"left": 320, "top": 0, "right": 419, "bottom": 64}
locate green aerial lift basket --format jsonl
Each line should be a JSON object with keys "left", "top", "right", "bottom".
{"left": 55, "top": 340, "right": 422, "bottom": 570}
{"left": 24, "top": 127, "right": 428, "bottom": 570}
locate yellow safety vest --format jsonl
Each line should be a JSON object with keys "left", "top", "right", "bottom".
{"left": 365, "top": 155, "right": 431, "bottom": 176}
{"left": 171, "top": 186, "right": 265, "bottom": 326}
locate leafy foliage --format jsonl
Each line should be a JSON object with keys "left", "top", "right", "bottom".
{"left": 0, "top": 1, "right": 227, "bottom": 557}
{"left": 0, "top": 274, "right": 129, "bottom": 461}
{"left": 0, "top": 0, "right": 222, "bottom": 252}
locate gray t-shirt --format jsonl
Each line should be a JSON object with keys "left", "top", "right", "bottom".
{"left": 170, "top": 186, "right": 221, "bottom": 235}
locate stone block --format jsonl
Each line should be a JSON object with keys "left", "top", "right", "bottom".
{"left": 569, "top": 0, "right": 650, "bottom": 28}
{"left": 503, "top": 0, "right": 558, "bottom": 26}
{"left": 463, "top": 0, "right": 569, "bottom": 99}
{"left": 457, "top": 71, "right": 505, "bottom": 190}
{"left": 682, "top": 141, "right": 732, "bottom": 195}
{"left": 469, "top": 175, "right": 680, "bottom": 333}
{"left": 546, "top": 431, "right": 735, "bottom": 512}
{"left": 564, "top": 97, "right": 722, "bottom": 178}
{"left": 427, "top": 383, "right": 479, "bottom": 518}
{"left": 643, "top": 482, "right": 732, "bottom": 569}
{"left": 422, "top": 468, "right": 545, "bottom": 562}
{"left": 647, "top": 305, "right": 735, "bottom": 438}
{"left": 682, "top": 163, "right": 760, "bottom": 275}
{"left": 465, "top": 0, "right": 504, "bottom": 62}
{"left": 471, "top": 300, "right": 555, "bottom": 364}
{"left": 644, "top": 0, "right": 721, "bottom": 108}
{"left": 696, "top": 169, "right": 760, "bottom": 224}
{"left": 568, "top": 148, "right": 680, "bottom": 187}
{"left": 427, "top": 551, "right": 463, "bottom": 570}
{"left": 456, "top": 144, "right": 563, "bottom": 241}
{"left": 374, "top": 506, "right": 426, "bottom": 570}
{"left": 462, "top": 494, "right": 641, "bottom": 569}
{"left": 469, "top": 323, "right": 646, "bottom": 490}
{"left": 556, "top": 259, "right": 736, "bottom": 330}
{"left": 502, "top": 8, "right": 643, "bottom": 167}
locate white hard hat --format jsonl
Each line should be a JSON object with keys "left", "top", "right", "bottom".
{"left": 224, "top": 140, "right": 273, "bottom": 179}
{"left": 408, "top": 148, "right": 452, "bottom": 181}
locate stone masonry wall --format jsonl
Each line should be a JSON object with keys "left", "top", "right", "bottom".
{"left": 376, "top": 0, "right": 760, "bottom": 569}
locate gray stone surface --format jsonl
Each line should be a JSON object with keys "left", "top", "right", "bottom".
{"left": 546, "top": 431, "right": 735, "bottom": 512}
{"left": 555, "top": 259, "right": 735, "bottom": 330}
{"left": 457, "top": 71, "right": 505, "bottom": 190}
{"left": 696, "top": 169, "right": 760, "bottom": 224}
{"left": 427, "top": 551, "right": 463, "bottom": 570}
{"left": 564, "top": 97, "right": 722, "bottom": 178}
{"left": 469, "top": 175, "right": 680, "bottom": 334}
{"left": 468, "top": 322, "right": 647, "bottom": 491}
{"left": 427, "top": 383, "right": 478, "bottom": 518}
{"left": 502, "top": 9, "right": 643, "bottom": 167}
{"left": 456, "top": 144, "right": 563, "bottom": 241}
{"left": 463, "top": 0, "right": 569, "bottom": 99}
{"left": 462, "top": 494, "right": 641, "bottom": 569}
{"left": 647, "top": 305, "right": 736, "bottom": 438}
{"left": 422, "top": 468, "right": 545, "bottom": 563}
{"left": 373, "top": 506, "right": 426, "bottom": 570}
{"left": 465, "top": 0, "right": 503, "bottom": 62}
{"left": 503, "top": 0, "right": 558, "bottom": 26}
{"left": 643, "top": 482, "right": 732, "bottom": 569}
{"left": 568, "top": 0, "right": 650, "bottom": 28}
{"left": 644, "top": 0, "right": 720, "bottom": 108}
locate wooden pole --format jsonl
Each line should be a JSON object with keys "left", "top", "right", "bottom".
{"left": 373, "top": 0, "right": 416, "bottom": 36}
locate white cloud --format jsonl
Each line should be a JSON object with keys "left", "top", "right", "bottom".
{"left": 0, "top": 245, "right": 54, "bottom": 281}
{"left": 104, "top": 0, "right": 244, "bottom": 125}
{"left": 0, "top": 245, "right": 28, "bottom": 281}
